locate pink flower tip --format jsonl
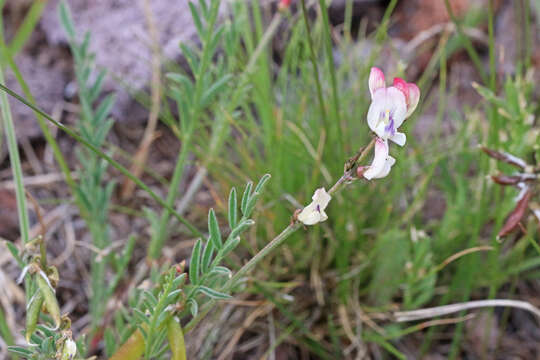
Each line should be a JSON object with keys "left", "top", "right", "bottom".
{"left": 393, "top": 77, "right": 420, "bottom": 118}
{"left": 369, "top": 67, "right": 386, "bottom": 99}
{"left": 278, "top": 0, "right": 292, "bottom": 10}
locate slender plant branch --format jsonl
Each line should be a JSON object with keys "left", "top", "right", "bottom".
{"left": 228, "top": 223, "right": 300, "bottom": 287}
{"left": 185, "top": 137, "right": 377, "bottom": 332}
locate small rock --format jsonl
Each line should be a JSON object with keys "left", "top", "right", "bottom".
{"left": 39, "top": 0, "right": 227, "bottom": 124}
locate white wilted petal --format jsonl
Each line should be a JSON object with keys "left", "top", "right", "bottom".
{"left": 17, "top": 265, "right": 30, "bottom": 284}
{"left": 297, "top": 188, "right": 332, "bottom": 226}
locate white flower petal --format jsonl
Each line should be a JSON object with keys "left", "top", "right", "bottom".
{"left": 386, "top": 87, "right": 407, "bottom": 130}
{"left": 363, "top": 138, "right": 389, "bottom": 180}
{"left": 389, "top": 132, "right": 406, "bottom": 146}
{"left": 311, "top": 188, "right": 331, "bottom": 209}
{"left": 372, "top": 155, "right": 395, "bottom": 179}
{"left": 297, "top": 204, "right": 318, "bottom": 225}
{"left": 405, "top": 83, "right": 420, "bottom": 118}
{"left": 366, "top": 88, "right": 407, "bottom": 139}
{"left": 367, "top": 88, "right": 387, "bottom": 137}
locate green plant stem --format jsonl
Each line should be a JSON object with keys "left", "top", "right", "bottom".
{"left": 39, "top": 237, "right": 47, "bottom": 269}
{"left": 150, "top": 132, "right": 193, "bottom": 259}
{"left": 343, "top": 0, "right": 353, "bottom": 41}
{"left": 328, "top": 138, "right": 375, "bottom": 194}
{"left": 89, "top": 224, "right": 107, "bottom": 329}
{"left": 228, "top": 223, "right": 301, "bottom": 286}
{"left": 183, "top": 223, "right": 302, "bottom": 333}
{"left": 0, "top": 83, "right": 202, "bottom": 238}
{"left": 300, "top": 0, "right": 328, "bottom": 131}
{"left": 145, "top": 283, "right": 172, "bottom": 359}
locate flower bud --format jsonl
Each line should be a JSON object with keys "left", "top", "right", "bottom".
{"left": 356, "top": 166, "right": 368, "bottom": 178}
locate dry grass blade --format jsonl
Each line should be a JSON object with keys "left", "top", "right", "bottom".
{"left": 412, "top": 313, "right": 476, "bottom": 330}
{"left": 435, "top": 245, "right": 494, "bottom": 272}
{"left": 394, "top": 299, "right": 540, "bottom": 322}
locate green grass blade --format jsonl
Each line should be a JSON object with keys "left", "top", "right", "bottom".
{"left": 8, "top": 0, "right": 47, "bottom": 56}
{"left": 0, "top": 69, "right": 30, "bottom": 244}
{"left": 318, "top": 0, "right": 344, "bottom": 153}
{"left": 299, "top": 0, "right": 328, "bottom": 131}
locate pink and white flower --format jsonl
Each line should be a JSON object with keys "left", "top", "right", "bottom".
{"left": 367, "top": 67, "right": 420, "bottom": 146}
{"left": 363, "top": 67, "right": 419, "bottom": 180}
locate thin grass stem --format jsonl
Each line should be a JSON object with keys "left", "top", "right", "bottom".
{"left": 300, "top": 0, "right": 329, "bottom": 131}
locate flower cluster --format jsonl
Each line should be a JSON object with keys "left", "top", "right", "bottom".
{"left": 297, "top": 67, "right": 420, "bottom": 226}
{"left": 363, "top": 67, "right": 420, "bottom": 180}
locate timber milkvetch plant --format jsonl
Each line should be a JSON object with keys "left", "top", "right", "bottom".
{"left": 107, "top": 67, "right": 420, "bottom": 358}
{"left": 4, "top": 54, "right": 420, "bottom": 358}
